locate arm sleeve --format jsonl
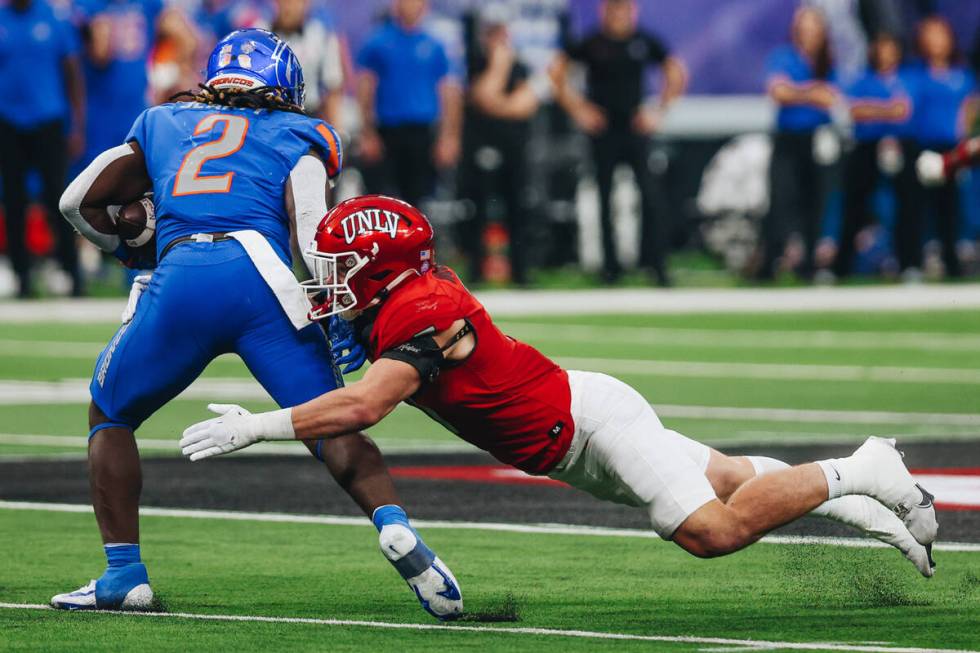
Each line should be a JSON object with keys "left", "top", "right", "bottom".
{"left": 564, "top": 41, "right": 583, "bottom": 62}
{"left": 433, "top": 40, "right": 450, "bottom": 82}
{"left": 646, "top": 34, "right": 669, "bottom": 64}
{"left": 379, "top": 334, "right": 447, "bottom": 385}
{"left": 764, "top": 48, "right": 785, "bottom": 84}
{"left": 57, "top": 17, "right": 81, "bottom": 57}
{"left": 58, "top": 143, "right": 137, "bottom": 252}
{"left": 308, "top": 121, "right": 343, "bottom": 180}
{"left": 289, "top": 154, "right": 329, "bottom": 273}
{"left": 357, "top": 37, "right": 382, "bottom": 75}
{"left": 125, "top": 109, "right": 152, "bottom": 162}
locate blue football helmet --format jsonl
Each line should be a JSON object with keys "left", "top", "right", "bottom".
{"left": 205, "top": 28, "right": 305, "bottom": 108}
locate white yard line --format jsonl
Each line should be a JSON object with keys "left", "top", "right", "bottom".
{"left": 1, "top": 378, "right": 978, "bottom": 427}
{"left": 1, "top": 501, "right": 979, "bottom": 553}
{"left": 8, "top": 323, "right": 980, "bottom": 360}
{"left": 0, "top": 433, "right": 473, "bottom": 455}
{"left": 0, "top": 602, "right": 974, "bottom": 652}
{"left": 3, "top": 285, "right": 980, "bottom": 323}
{"left": 3, "top": 428, "right": 977, "bottom": 459}
{"left": 0, "top": 339, "right": 104, "bottom": 357}
{"left": 500, "top": 322, "right": 980, "bottom": 353}
{"left": 555, "top": 357, "right": 980, "bottom": 384}
{"left": 656, "top": 405, "right": 980, "bottom": 427}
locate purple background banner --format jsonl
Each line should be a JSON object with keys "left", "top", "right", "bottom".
{"left": 324, "top": 0, "right": 979, "bottom": 95}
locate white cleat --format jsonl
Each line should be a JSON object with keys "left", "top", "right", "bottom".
{"left": 50, "top": 579, "right": 154, "bottom": 611}
{"left": 849, "top": 437, "right": 939, "bottom": 546}
{"left": 379, "top": 524, "right": 463, "bottom": 621}
{"left": 816, "top": 495, "right": 935, "bottom": 577}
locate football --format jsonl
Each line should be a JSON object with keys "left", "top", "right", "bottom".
{"left": 116, "top": 197, "right": 157, "bottom": 248}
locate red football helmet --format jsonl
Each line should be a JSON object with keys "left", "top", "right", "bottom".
{"left": 303, "top": 195, "right": 435, "bottom": 320}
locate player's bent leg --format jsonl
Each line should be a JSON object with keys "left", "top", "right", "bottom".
{"left": 87, "top": 402, "right": 141, "bottom": 544}
{"left": 672, "top": 463, "right": 831, "bottom": 557}
{"left": 52, "top": 403, "right": 154, "bottom": 611}
{"left": 57, "top": 264, "right": 230, "bottom": 612}
{"left": 237, "top": 306, "right": 461, "bottom": 620}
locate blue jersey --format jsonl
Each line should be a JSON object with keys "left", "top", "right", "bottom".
{"left": 0, "top": 0, "right": 79, "bottom": 129}
{"left": 126, "top": 102, "right": 342, "bottom": 264}
{"left": 765, "top": 45, "right": 833, "bottom": 133}
{"left": 911, "top": 64, "right": 977, "bottom": 148}
{"left": 846, "top": 68, "right": 917, "bottom": 142}
{"left": 357, "top": 21, "right": 450, "bottom": 127}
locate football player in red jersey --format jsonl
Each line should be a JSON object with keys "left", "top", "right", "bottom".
{"left": 182, "top": 195, "right": 938, "bottom": 578}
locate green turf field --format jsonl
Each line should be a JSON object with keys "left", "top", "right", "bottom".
{"left": 0, "top": 309, "right": 977, "bottom": 457}
{"left": 1, "top": 507, "right": 979, "bottom": 652}
{"left": 1, "top": 307, "right": 979, "bottom": 650}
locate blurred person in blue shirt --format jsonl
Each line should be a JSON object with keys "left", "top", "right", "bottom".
{"left": 757, "top": 6, "right": 837, "bottom": 282}
{"left": 356, "top": 0, "right": 462, "bottom": 207}
{"left": 0, "top": 0, "right": 86, "bottom": 297}
{"left": 835, "top": 33, "right": 919, "bottom": 278}
{"left": 906, "top": 15, "right": 977, "bottom": 278}
{"left": 73, "top": 1, "right": 197, "bottom": 173}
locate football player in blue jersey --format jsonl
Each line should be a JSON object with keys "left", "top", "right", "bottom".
{"left": 54, "top": 28, "right": 462, "bottom": 620}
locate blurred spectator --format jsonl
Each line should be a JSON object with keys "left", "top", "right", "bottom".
{"left": 973, "top": 23, "right": 980, "bottom": 79}
{"left": 194, "top": 0, "right": 267, "bottom": 43}
{"left": 457, "top": 8, "right": 542, "bottom": 286}
{"left": 0, "top": 0, "right": 85, "bottom": 297}
{"left": 356, "top": 0, "right": 463, "bottom": 207}
{"left": 263, "top": 0, "right": 345, "bottom": 126}
{"left": 835, "top": 33, "right": 917, "bottom": 278}
{"left": 757, "top": 6, "right": 836, "bottom": 281}
{"left": 148, "top": 8, "right": 201, "bottom": 104}
{"left": 551, "top": 0, "right": 686, "bottom": 285}
{"left": 72, "top": 1, "right": 196, "bottom": 172}
{"left": 905, "top": 16, "right": 978, "bottom": 278}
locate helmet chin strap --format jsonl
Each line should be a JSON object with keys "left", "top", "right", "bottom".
{"left": 364, "top": 269, "right": 421, "bottom": 309}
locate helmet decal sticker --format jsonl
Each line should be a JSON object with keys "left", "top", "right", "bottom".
{"left": 340, "top": 209, "right": 403, "bottom": 245}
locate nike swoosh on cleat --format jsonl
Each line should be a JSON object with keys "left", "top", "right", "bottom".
{"left": 916, "top": 484, "right": 935, "bottom": 508}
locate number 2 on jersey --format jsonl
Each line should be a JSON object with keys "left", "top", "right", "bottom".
{"left": 173, "top": 115, "right": 249, "bottom": 197}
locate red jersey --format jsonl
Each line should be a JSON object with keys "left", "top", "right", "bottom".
{"left": 364, "top": 267, "right": 573, "bottom": 475}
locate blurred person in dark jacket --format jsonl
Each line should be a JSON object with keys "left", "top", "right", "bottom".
{"left": 551, "top": 0, "right": 686, "bottom": 286}
{"left": 457, "top": 8, "right": 543, "bottom": 286}
{"left": 0, "top": 0, "right": 85, "bottom": 297}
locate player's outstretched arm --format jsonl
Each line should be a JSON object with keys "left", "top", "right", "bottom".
{"left": 180, "top": 359, "right": 420, "bottom": 461}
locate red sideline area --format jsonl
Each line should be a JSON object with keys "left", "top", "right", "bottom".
{"left": 389, "top": 465, "right": 980, "bottom": 511}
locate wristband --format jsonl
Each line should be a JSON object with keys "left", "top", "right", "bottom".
{"left": 252, "top": 408, "right": 295, "bottom": 441}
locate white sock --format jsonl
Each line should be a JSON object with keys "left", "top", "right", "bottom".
{"left": 816, "top": 459, "right": 847, "bottom": 499}
{"left": 746, "top": 455, "right": 876, "bottom": 526}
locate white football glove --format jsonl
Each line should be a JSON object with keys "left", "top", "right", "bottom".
{"left": 121, "top": 274, "right": 152, "bottom": 325}
{"left": 916, "top": 150, "right": 946, "bottom": 186}
{"left": 180, "top": 404, "right": 295, "bottom": 461}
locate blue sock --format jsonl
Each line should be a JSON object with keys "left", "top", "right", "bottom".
{"left": 372, "top": 505, "right": 411, "bottom": 532}
{"left": 104, "top": 543, "right": 141, "bottom": 568}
